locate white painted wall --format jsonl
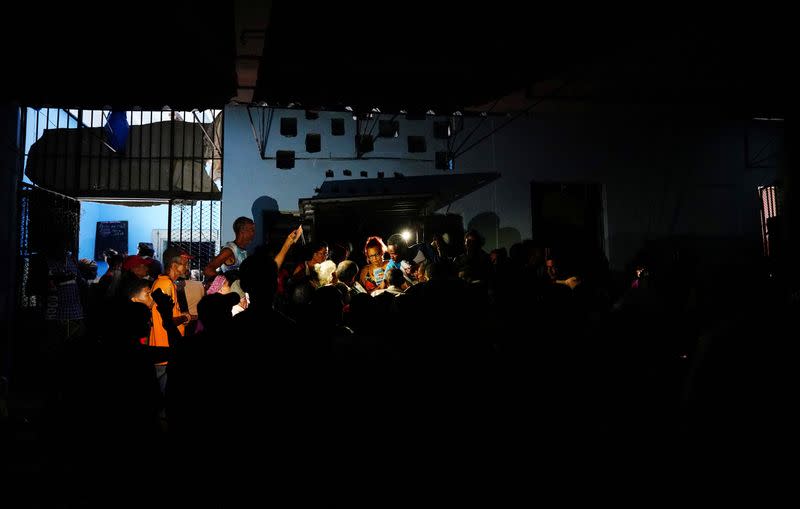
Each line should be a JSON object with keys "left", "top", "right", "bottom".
{"left": 221, "top": 104, "right": 780, "bottom": 272}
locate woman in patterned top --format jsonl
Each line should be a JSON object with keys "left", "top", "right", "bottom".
{"left": 358, "top": 236, "right": 389, "bottom": 295}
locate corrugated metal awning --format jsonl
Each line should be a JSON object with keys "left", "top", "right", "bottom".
{"left": 25, "top": 117, "right": 222, "bottom": 200}
{"left": 298, "top": 172, "right": 500, "bottom": 219}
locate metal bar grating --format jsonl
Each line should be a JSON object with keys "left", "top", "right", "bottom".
{"left": 16, "top": 183, "right": 81, "bottom": 309}
{"left": 24, "top": 108, "right": 223, "bottom": 200}
{"left": 759, "top": 185, "right": 780, "bottom": 257}
{"left": 167, "top": 199, "right": 221, "bottom": 280}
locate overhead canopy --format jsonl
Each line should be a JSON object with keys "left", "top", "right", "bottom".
{"left": 299, "top": 172, "right": 500, "bottom": 219}
{"left": 25, "top": 119, "right": 222, "bottom": 200}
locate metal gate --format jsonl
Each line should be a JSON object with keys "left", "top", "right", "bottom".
{"left": 17, "top": 183, "right": 81, "bottom": 310}
{"left": 22, "top": 106, "right": 224, "bottom": 284}
{"left": 167, "top": 200, "right": 221, "bottom": 278}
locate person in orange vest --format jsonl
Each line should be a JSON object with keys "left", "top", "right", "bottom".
{"left": 150, "top": 246, "right": 193, "bottom": 395}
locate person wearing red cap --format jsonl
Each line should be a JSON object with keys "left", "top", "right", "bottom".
{"left": 122, "top": 255, "right": 152, "bottom": 277}
{"left": 115, "top": 254, "right": 154, "bottom": 300}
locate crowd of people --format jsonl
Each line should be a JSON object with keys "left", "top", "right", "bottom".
{"left": 6, "top": 213, "right": 793, "bottom": 504}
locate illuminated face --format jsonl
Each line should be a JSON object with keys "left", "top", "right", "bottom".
{"left": 387, "top": 245, "right": 401, "bottom": 262}
{"left": 366, "top": 247, "right": 383, "bottom": 266}
{"left": 176, "top": 258, "right": 189, "bottom": 278}
{"left": 131, "top": 287, "right": 154, "bottom": 309}
{"left": 546, "top": 259, "right": 557, "bottom": 279}
{"left": 311, "top": 247, "right": 329, "bottom": 264}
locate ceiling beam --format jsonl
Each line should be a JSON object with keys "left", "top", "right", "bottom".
{"left": 234, "top": 0, "right": 272, "bottom": 104}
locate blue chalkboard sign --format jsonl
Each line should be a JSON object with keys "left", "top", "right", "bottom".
{"left": 94, "top": 221, "right": 128, "bottom": 261}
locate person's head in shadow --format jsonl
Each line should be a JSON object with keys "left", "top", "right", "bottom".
{"left": 336, "top": 260, "right": 359, "bottom": 287}
{"left": 490, "top": 247, "right": 508, "bottom": 265}
{"left": 385, "top": 267, "right": 406, "bottom": 290}
{"left": 330, "top": 241, "right": 352, "bottom": 265}
{"left": 238, "top": 249, "right": 278, "bottom": 307}
{"left": 309, "top": 285, "right": 345, "bottom": 330}
{"left": 348, "top": 292, "right": 375, "bottom": 334}
{"left": 464, "top": 229, "right": 485, "bottom": 255}
{"left": 428, "top": 259, "right": 456, "bottom": 281}
{"left": 197, "top": 293, "right": 239, "bottom": 333}
{"left": 430, "top": 232, "right": 449, "bottom": 260}
{"left": 137, "top": 242, "right": 155, "bottom": 258}
{"left": 111, "top": 300, "right": 152, "bottom": 346}
{"left": 509, "top": 242, "right": 526, "bottom": 267}
{"left": 232, "top": 216, "right": 256, "bottom": 249}
{"left": 105, "top": 249, "right": 124, "bottom": 273}
{"left": 78, "top": 258, "right": 98, "bottom": 281}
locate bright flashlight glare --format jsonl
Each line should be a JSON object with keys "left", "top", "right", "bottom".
{"left": 401, "top": 230, "right": 412, "bottom": 242}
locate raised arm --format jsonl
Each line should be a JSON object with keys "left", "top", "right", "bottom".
{"left": 273, "top": 226, "right": 302, "bottom": 270}
{"left": 151, "top": 288, "right": 183, "bottom": 345}
{"left": 204, "top": 247, "right": 234, "bottom": 278}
